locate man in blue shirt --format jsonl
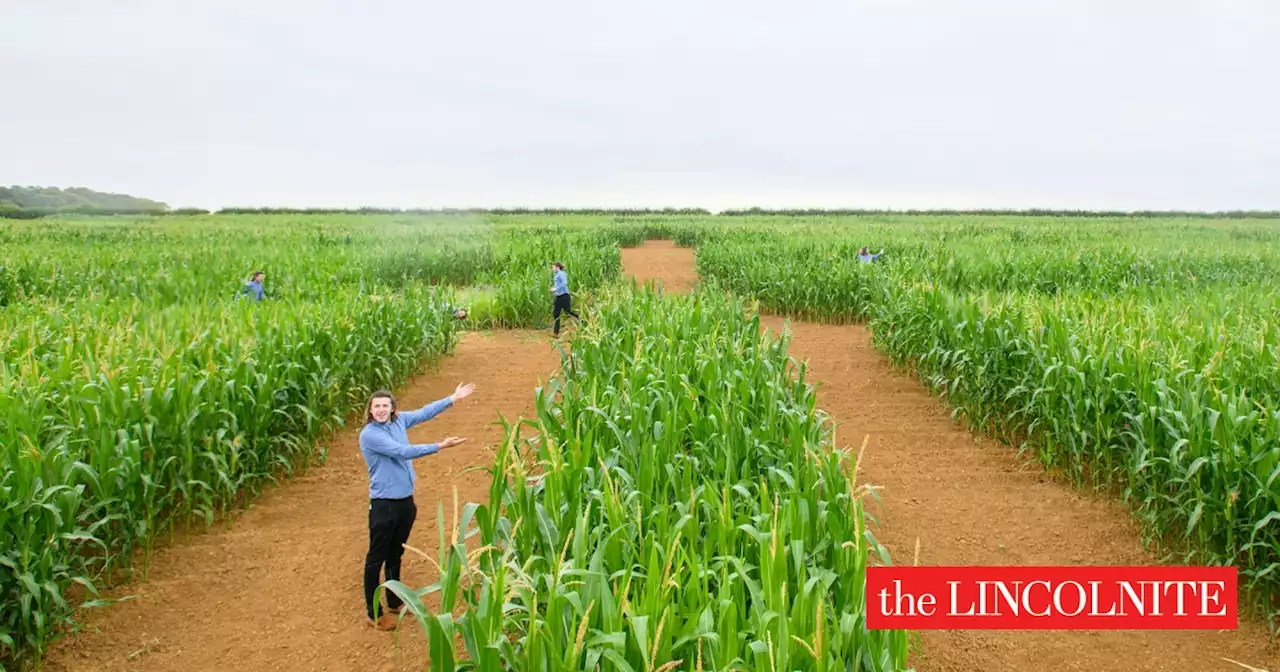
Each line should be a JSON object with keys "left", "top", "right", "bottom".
{"left": 549, "top": 261, "right": 581, "bottom": 337}
{"left": 358, "top": 381, "right": 475, "bottom": 629}
{"left": 238, "top": 270, "right": 265, "bottom": 302}
{"left": 428, "top": 288, "right": 468, "bottom": 320}
{"left": 857, "top": 247, "right": 884, "bottom": 263}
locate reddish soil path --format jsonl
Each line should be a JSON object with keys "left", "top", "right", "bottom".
{"left": 622, "top": 241, "right": 1279, "bottom": 672}
{"left": 621, "top": 239, "right": 699, "bottom": 293}
{"left": 41, "top": 330, "right": 561, "bottom": 672}
{"left": 763, "top": 320, "right": 1279, "bottom": 672}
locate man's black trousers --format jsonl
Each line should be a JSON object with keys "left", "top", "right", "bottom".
{"left": 365, "top": 496, "right": 416, "bottom": 619}
{"left": 553, "top": 293, "right": 579, "bottom": 335}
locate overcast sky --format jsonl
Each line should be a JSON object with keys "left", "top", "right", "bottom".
{"left": 2, "top": 1, "right": 1277, "bottom": 211}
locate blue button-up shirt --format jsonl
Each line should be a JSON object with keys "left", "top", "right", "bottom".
{"left": 241, "top": 280, "right": 264, "bottom": 301}
{"left": 553, "top": 270, "right": 569, "bottom": 296}
{"left": 358, "top": 396, "right": 453, "bottom": 499}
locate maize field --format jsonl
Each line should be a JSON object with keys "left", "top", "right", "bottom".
{"left": 689, "top": 214, "right": 1280, "bottom": 626}
{"left": 4, "top": 210, "right": 1279, "bottom": 670}
{"left": 0, "top": 214, "right": 643, "bottom": 665}
{"left": 384, "top": 283, "right": 910, "bottom": 670}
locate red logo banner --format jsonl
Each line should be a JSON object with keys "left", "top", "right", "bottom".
{"left": 866, "top": 566, "right": 1237, "bottom": 630}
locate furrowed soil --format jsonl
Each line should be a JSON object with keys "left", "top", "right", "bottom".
{"left": 40, "top": 330, "right": 562, "bottom": 672}
{"left": 622, "top": 239, "right": 1279, "bottom": 672}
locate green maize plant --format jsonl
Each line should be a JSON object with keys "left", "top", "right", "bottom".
{"left": 869, "top": 281, "right": 1280, "bottom": 619}
{"left": 485, "top": 213, "right": 678, "bottom": 246}
{"left": 478, "top": 231, "right": 622, "bottom": 329}
{"left": 0, "top": 266, "right": 16, "bottom": 307}
{"left": 0, "top": 215, "right": 504, "bottom": 305}
{"left": 384, "top": 280, "right": 911, "bottom": 671}
{"left": 690, "top": 216, "right": 1280, "bottom": 628}
{"left": 8, "top": 208, "right": 1280, "bottom": 669}
{"left": 902, "top": 244, "right": 1280, "bottom": 296}
{"left": 695, "top": 230, "right": 1280, "bottom": 316}
{"left": 695, "top": 237, "right": 893, "bottom": 323}
{"left": 0, "top": 280, "right": 461, "bottom": 666}
{"left": 0, "top": 212, "right": 662, "bottom": 666}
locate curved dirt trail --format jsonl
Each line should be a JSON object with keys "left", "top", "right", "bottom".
{"left": 622, "top": 240, "right": 1278, "bottom": 672}
{"left": 42, "top": 330, "right": 562, "bottom": 672}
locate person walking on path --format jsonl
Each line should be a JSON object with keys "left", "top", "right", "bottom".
{"left": 358, "top": 382, "right": 475, "bottom": 629}
{"left": 549, "top": 261, "right": 581, "bottom": 337}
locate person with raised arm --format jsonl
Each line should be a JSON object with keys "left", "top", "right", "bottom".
{"left": 358, "top": 382, "right": 475, "bottom": 629}
{"left": 857, "top": 247, "right": 884, "bottom": 263}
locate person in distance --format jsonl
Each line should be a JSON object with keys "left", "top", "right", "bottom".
{"left": 549, "top": 261, "right": 581, "bottom": 337}
{"left": 237, "top": 270, "right": 266, "bottom": 302}
{"left": 358, "top": 382, "right": 475, "bottom": 630}
{"left": 428, "top": 287, "right": 468, "bottom": 319}
{"left": 857, "top": 247, "right": 884, "bottom": 263}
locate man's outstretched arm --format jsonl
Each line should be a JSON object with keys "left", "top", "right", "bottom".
{"left": 398, "top": 397, "right": 454, "bottom": 428}
{"left": 398, "top": 383, "right": 475, "bottom": 427}
{"left": 360, "top": 430, "right": 439, "bottom": 459}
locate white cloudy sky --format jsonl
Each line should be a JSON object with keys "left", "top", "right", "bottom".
{"left": 2, "top": 0, "right": 1276, "bottom": 211}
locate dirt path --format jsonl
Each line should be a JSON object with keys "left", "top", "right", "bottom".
{"left": 621, "top": 239, "right": 699, "bottom": 293}
{"left": 765, "top": 321, "right": 1279, "bottom": 672}
{"left": 622, "top": 241, "right": 1279, "bottom": 672}
{"left": 42, "top": 330, "right": 561, "bottom": 672}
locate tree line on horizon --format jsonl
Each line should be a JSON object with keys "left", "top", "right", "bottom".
{"left": 0, "top": 186, "right": 170, "bottom": 218}
{"left": 3, "top": 186, "right": 1277, "bottom": 219}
